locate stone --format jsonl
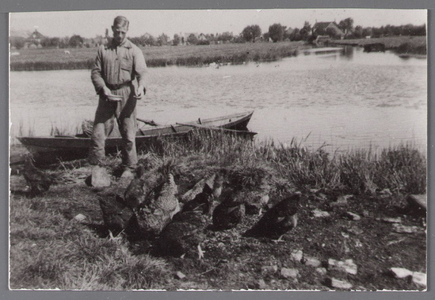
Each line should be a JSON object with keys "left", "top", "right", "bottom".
{"left": 328, "top": 258, "right": 357, "bottom": 275}
{"left": 380, "top": 217, "right": 402, "bottom": 223}
{"left": 412, "top": 272, "right": 426, "bottom": 287}
{"left": 74, "top": 214, "right": 86, "bottom": 223}
{"left": 175, "top": 271, "right": 186, "bottom": 279}
{"left": 390, "top": 267, "right": 413, "bottom": 278}
{"left": 347, "top": 226, "right": 364, "bottom": 235}
{"left": 392, "top": 223, "right": 421, "bottom": 234}
{"left": 316, "top": 267, "right": 327, "bottom": 276}
{"left": 291, "top": 250, "right": 303, "bottom": 262}
{"left": 280, "top": 268, "right": 299, "bottom": 279}
{"left": 330, "top": 278, "right": 353, "bottom": 289}
{"left": 312, "top": 209, "right": 330, "bottom": 218}
{"left": 258, "top": 279, "right": 267, "bottom": 289}
{"left": 330, "top": 195, "right": 352, "bottom": 207}
{"left": 346, "top": 212, "right": 361, "bottom": 221}
{"left": 261, "top": 265, "right": 278, "bottom": 274}
{"left": 406, "top": 194, "right": 427, "bottom": 210}
{"left": 89, "top": 166, "right": 111, "bottom": 187}
{"left": 304, "top": 256, "right": 321, "bottom": 267}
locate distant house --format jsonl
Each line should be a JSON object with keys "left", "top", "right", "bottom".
{"left": 312, "top": 22, "right": 344, "bottom": 39}
{"left": 25, "top": 29, "right": 44, "bottom": 48}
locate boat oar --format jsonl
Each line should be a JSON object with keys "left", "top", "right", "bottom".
{"left": 176, "top": 123, "right": 257, "bottom": 136}
{"left": 137, "top": 118, "right": 160, "bottom": 126}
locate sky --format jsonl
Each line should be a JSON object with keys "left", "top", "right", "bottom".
{"left": 9, "top": 9, "right": 427, "bottom": 39}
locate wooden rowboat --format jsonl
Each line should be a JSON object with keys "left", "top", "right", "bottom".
{"left": 17, "top": 111, "right": 256, "bottom": 165}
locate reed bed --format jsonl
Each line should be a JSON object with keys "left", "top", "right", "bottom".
{"left": 140, "top": 130, "right": 426, "bottom": 196}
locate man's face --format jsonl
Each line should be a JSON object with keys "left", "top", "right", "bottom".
{"left": 112, "top": 24, "right": 128, "bottom": 45}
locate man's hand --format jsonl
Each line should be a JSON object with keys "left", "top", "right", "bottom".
{"left": 135, "top": 85, "right": 146, "bottom": 99}
{"left": 101, "top": 86, "right": 112, "bottom": 97}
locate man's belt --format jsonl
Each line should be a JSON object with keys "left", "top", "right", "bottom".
{"left": 106, "top": 81, "right": 132, "bottom": 90}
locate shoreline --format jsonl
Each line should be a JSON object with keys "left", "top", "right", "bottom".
{"left": 10, "top": 36, "right": 426, "bottom": 71}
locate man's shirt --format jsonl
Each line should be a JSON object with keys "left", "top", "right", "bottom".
{"left": 91, "top": 39, "right": 147, "bottom": 93}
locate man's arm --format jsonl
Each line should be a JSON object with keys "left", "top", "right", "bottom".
{"left": 91, "top": 46, "right": 111, "bottom": 96}
{"left": 133, "top": 46, "right": 147, "bottom": 97}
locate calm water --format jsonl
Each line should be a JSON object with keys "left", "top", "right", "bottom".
{"left": 10, "top": 47, "right": 427, "bottom": 153}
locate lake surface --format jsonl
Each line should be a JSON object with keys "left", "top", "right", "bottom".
{"left": 10, "top": 47, "right": 427, "bottom": 153}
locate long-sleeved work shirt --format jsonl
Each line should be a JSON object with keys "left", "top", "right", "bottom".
{"left": 91, "top": 39, "right": 147, "bottom": 94}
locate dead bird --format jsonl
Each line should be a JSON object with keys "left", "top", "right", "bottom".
{"left": 124, "top": 165, "right": 147, "bottom": 210}
{"left": 158, "top": 183, "right": 214, "bottom": 259}
{"left": 131, "top": 173, "right": 180, "bottom": 238}
{"left": 22, "top": 156, "right": 52, "bottom": 196}
{"left": 99, "top": 194, "right": 134, "bottom": 235}
{"left": 244, "top": 177, "right": 272, "bottom": 215}
{"left": 212, "top": 189, "right": 246, "bottom": 230}
{"left": 244, "top": 193, "right": 301, "bottom": 240}
{"left": 181, "top": 183, "right": 214, "bottom": 214}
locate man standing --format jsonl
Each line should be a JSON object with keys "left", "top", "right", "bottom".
{"left": 89, "top": 16, "right": 147, "bottom": 177}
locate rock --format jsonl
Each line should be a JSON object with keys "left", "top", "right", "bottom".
{"left": 316, "top": 267, "right": 327, "bottom": 276}
{"left": 330, "top": 278, "right": 353, "bottom": 289}
{"left": 347, "top": 226, "right": 364, "bottom": 235}
{"left": 261, "top": 265, "right": 278, "bottom": 274}
{"left": 258, "top": 279, "right": 267, "bottom": 289}
{"left": 304, "top": 256, "right": 321, "bottom": 267}
{"left": 380, "top": 217, "right": 401, "bottom": 223}
{"left": 390, "top": 267, "right": 413, "bottom": 278}
{"left": 328, "top": 258, "right": 357, "bottom": 275}
{"left": 330, "top": 195, "right": 352, "bottom": 207}
{"left": 412, "top": 272, "right": 426, "bottom": 287}
{"left": 345, "top": 212, "right": 361, "bottom": 221}
{"left": 74, "top": 214, "right": 86, "bottom": 223}
{"left": 406, "top": 194, "right": 427, "bottom": 211}
{"left": 312, "top": 209, "right": 330, "bottom": 218}
{"left": 291, "top": 250, "right": 303, "bottom": 262}
{"left": 392, "top": 223, "right": 421, "bottom": 234}
{"left": 89, "top": 166, "right": 111, "bottom": 187}
{"left": 390, "top": 268, "right": 426, "bottom": 288}
{"left": 175, "top": 271, "right": 186, "bottom": 279}
{"left": 280, "top": 268, "right": 299, "bottom": 279}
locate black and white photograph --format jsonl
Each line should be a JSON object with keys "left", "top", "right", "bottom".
{"left": 9, "top": 9, "right": 427, "bottom": 291}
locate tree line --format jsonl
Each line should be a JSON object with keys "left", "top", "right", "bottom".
{"left": 10, "top": 18, "right": 426, "bottom": 50}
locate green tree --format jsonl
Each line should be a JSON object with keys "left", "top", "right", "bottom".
{"left": 157, "top": 33, "right": 169, "bottom": 46}
{"left": 217, "top": 32, "right": 234, "bottom": 43}
{"left": 338, "top": 18, "right": 354, "bottom": 35}
{"left": 353, "top": 25, "right": 363, "bottom": 39}
{"left": 187, "top": 33, "right": 198, "bottom": 45}
{"left": 299, "top": 22, "right": 312, "bottom": 41}
{"left": 10, "top": 36, "right": 26, "bottom": 49}
{"left": 268, "top": 23, "right": 286, "bottom": 42}
{"left": 172, "top": 34, "right": 180, "bottom": 46}
{"left": 69, "top": 35, "right": 84, "bottom": 48}
{"left": 242, "top": 25, "right": 262, "bottom": 42}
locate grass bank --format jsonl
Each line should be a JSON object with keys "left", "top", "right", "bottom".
{"left": 10, "top": 131, "right": 426, "bottom": 290}
{"left": 332, "top": 36, "right": 426, "bottom": 55}
{"left": 10, "top": 41, "right": 306, "bottom": 71}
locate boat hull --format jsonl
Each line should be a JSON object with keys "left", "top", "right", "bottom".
{"left": 17, "top": 111, "right": 255, "bottom": 165}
